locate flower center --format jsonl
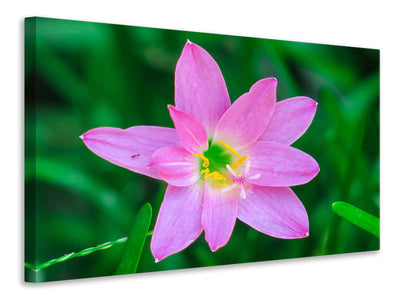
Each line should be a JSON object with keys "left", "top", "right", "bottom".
{"left": 193, "top": 140, "right": 249, "bottom": 182}
{"left": 222, "top": 161, "right": 260, "bottom": 199}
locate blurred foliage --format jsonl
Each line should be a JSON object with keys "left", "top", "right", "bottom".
{"left": 25, "top": 17, "right": 379, "bottom": 282}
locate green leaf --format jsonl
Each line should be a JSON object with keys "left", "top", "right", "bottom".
{"left": 332, "top": 201, "right": 379, "bottom": 238}
{"left": 115, "top": 203, "right": 152, "bottom": 275}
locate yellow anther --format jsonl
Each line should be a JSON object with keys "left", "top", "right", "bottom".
{"left": 193, "top": 153, "right": 209, "bottom": 168}
{"left": 217, "top": 140, "right": 242, "bottom": 158}
{"left": 194, "top": 142, "right": 248, "bottom": 182}
{"left": 204, "top": 171, "right": 225, "bottom": 181}
{"left": 217, "top": 140, "right": 249, "bottom": 169}
{"left": 230, "top": 155, "right": 249, "bottom": 169}
{"left": 201, "top": 168, "right": 210, "bottom": 175}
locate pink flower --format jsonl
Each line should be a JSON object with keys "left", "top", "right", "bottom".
{"left": 81, "top": 41, "right": 319, "bottom": 262}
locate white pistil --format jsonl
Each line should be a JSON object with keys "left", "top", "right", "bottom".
{"left": 240, "top": 184, "right": 247, "bottom": 199}
{"left": 221, "top": 182, "right": 239, "bottom": 193}
{"left": 244, "top": 160, "right": 251, "bottom": 176}
{"left": 226, "top": 164, "right": 239, "bottom": 178}
{"left": 222, "top": 161, "right": 260, "bottom": 200}
{"left": 247, "top": 173, "right": 260, "bottom": 180}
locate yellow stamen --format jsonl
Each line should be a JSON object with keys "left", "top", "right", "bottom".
{"left": 231, "top": 155, "right": 249, "bottom": 169}
{"left": 217, "top": 140, "right": 241, "bottom": 158}
{"left": 193, "top": 140, "right": 248, "bottom": 183}
{"left": 217, "top": 140, "right": 249, "bottom": 169}
{"left": 204, "top": 171, "right": 225, "bottom": 181}
{"left": 201, "top": 168, "right": 210, "bottom": 175}
{"left": 193, "top": 153, "right": 209, "bottom": 168}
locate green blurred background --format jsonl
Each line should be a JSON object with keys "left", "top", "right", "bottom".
{"left": 25, "top": 17, "right": 379, "bottom": 282}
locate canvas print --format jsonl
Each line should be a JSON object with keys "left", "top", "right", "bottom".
{"left": 25, "top": 17, "right": 379, "bottom": 283}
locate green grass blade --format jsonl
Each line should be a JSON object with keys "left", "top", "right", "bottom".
{"left": 332, "top": 202, "right": 379, "bottom": 238}
{"left": 115, "top": 203, "right": 152, "bottom": 275}
{"left": 25, "top": 237, "right": 128, "bottom": 272}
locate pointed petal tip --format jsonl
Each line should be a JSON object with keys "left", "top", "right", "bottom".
{"left": 168, "top": 105, "right": 183, "bottom": 117}
{"left": 79, "top": 134, "right": 84, "bottom": 140}
{"left": 290, "top": 230, "right": 309, "bottom": 239}
{"left": 207, "top": 241, "right": 225, "bottom": 252}
{"left": 302, "top": 97, "right": 318, "bottom": 110}
{"left": 181, "top": 40, "right": 207, "bottom": 59}
{"left": 249, "top": 77, "right": 278, "bottom": 93}
{"left": 303, "top": 153, "right": 320, "bottom": 182}
{"left": 297, "top": 230, "right": 309, "bottom": 238}
{"left": 306, "top": 97, "right": 318, "bottom": 108}
{"left": 183, "top": 39, "right": 196, "bottom": 51}
{"left": 264, "top": 77, "right": 277, "bottom": 84}
{"left": 167, "top": 105, "right": 179, "bottom": 119}
{"left": 151, "top": 248, "right": 166, "bottom": 263}
{"left": 310, "top": 100, "right": 318, "bottom": 111}
{"left": 313, "top": 163, "right": 321, "bottom": 177}
{"left": 167, "top": 104, "right": 176, "bottom": 112}
{"left": 286, "top": 228, "right": 309, "bottom": 239}
{"left": 307, "top": 163, "right": 320, "bottom": 184}
{"left": 210, "top": 245, "right": 218, "bottom": 252}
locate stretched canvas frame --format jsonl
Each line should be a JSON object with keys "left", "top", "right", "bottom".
{"left": 25, "top": 17, "right": 380, "bottom": 283}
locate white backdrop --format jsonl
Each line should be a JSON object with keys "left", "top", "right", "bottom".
{"left": 2, "top": 1, "right": 399, "bottom": 299}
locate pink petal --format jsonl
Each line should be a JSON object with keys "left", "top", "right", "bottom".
{"left": 237, "top": 185, "right": 309, "bottom": 239}
{"left": 212, "top": 78, "right": 277, "bottom": 150}
{"left": 168, "top": 105, "right": 208, "bottom": 154}
{"left": 81, "top": 126, "right": 180, "bottom": 179}
{"left": 247, "top": 141, "right": 319, "bottom": 187}
{"left": 174, "top": 41, "right": 231, "bottom": 137}
{"left": 259, "top": 96, "right": 317, "bottom": 145}
{"left": 201, "top": 181, "right": 238, "bottom": 251}
{"left": 150, "top": 147, "right": 200, "bottom": 186}
{"left": 151, "top": 184, "right": 204, "bottom": 262}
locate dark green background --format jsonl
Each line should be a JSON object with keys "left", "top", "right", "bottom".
{"left": 25, "top": 17, "right": 379, "bottom": 282}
